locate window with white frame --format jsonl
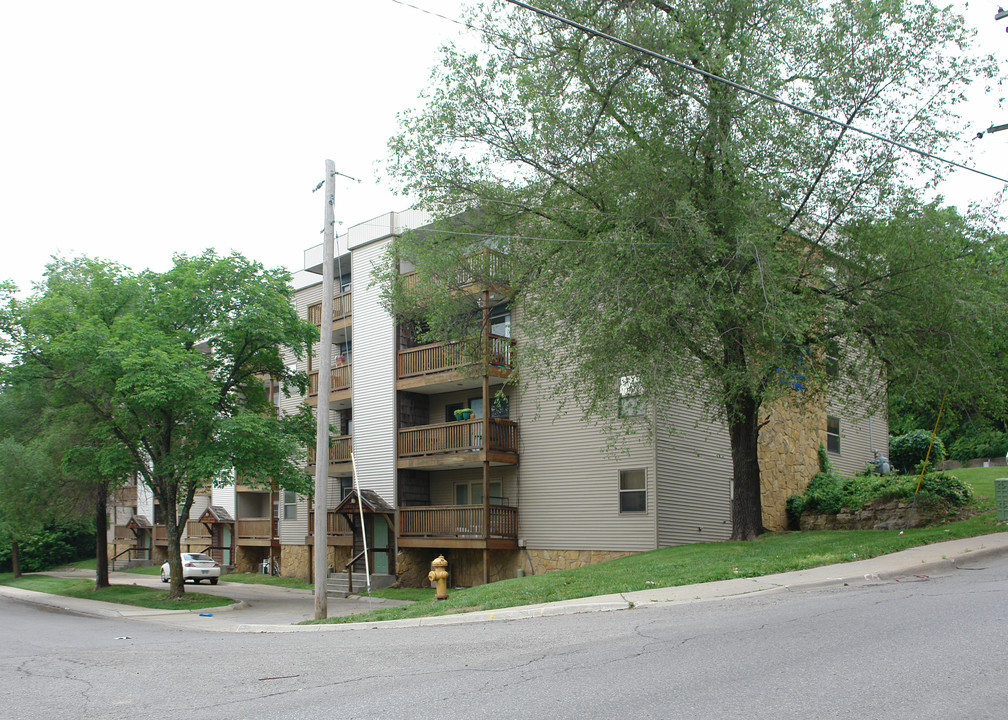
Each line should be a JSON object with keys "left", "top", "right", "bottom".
{"left": 283, "top": 491, "right": 298, "bottom": 520}
{"left": 826, "top": 416, "right": 840, "bottom": 453}
{"left": 619, "top": 469, "right": 647, "bottom": 513}
{"left": 618, "top": 375, "right": 645, "bottom": 417}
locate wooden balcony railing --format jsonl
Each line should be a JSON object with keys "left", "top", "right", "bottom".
{"left": 399, "top": 249, "right": 509, "bottom": 292}
{"left": 185, "top": 520, "right": 211, "bottom": 541}
{"left": 397, "top": 505, "right": 518, "bottom": 540}
{"left": 308, "top": 363, "right": 351, "bottom": 397}
{"left": 154, "top": 525, "right": 167, "bottom": 543}
{"left": 307, "top": 510, "right": 355, "bottom": 537}
{"left": 398, "top": 334, "right": 513, "bottom": 379}
{"left": 113, "top": 525, "right": 134, "bottom": 541}
{"left": 307, "top": 435, "right": 352, "bottom": 466}
{"left": 113, "top": 485, "right": 137, "bottom": 504}
{"left": 237, "top": 518, "right": 271, "bottom": 541}
{"left": 306, "top": 289, "right": 352, "bottom": 327}
{"left": 398, "top": 418, "right": 518, "bottom": 458}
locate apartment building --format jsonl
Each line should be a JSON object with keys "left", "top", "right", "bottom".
{"left": 107, "top": 382, "right": 287, "bottom": 575}
{"left": 107, "top": 208, "right": 885, "bottom": 585}
{"left": 272, "top": 209, "right": 887, "bottom": 588}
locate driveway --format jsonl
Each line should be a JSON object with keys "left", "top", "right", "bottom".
{"left": 29, "top": 567, "right": 409, "bottom": 632}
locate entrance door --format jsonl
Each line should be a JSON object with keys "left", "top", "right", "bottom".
{"left": 371, "top": 516, "right": 389, "bottom": 574}
{"left": 136, "top": 530, "right": 150, "bottom": 561}
{"left": 221, "top": 526, "right": 232, "bottom": 566}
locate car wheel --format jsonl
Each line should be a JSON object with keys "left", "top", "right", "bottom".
{"left": 209, "top": 578, "right": 218, "bottom": 585}
{"left": 161, "top": 569, "right": 168, "bottom": 583}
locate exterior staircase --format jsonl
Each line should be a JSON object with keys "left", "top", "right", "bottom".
{"left": 111, "top": 558, "right": 150, "bottom": 572}
{"left": 326, "top": 572, "right": 396, "bottom": 597}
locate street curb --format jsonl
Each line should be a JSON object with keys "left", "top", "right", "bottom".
{"left": 7, "top": 532, "right": 1008, "bottom": 632}
{"left": 234, "top": 599, "right": 632, "bottom": 633}
{"left": 0, "top": 583, "right": 244, "bottom": 618}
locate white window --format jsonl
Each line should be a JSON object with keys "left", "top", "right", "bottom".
{"left": 826, "top": 416, "right": 840, "bottom": 454}
{"left": 619, "top": 376, "right": 645, "bottom": 417}
{"left": 490, "top": 309, "right": 511, "bottom": 338}
{"left": 283, "top": 491, "right": 297, "bottom": 520}
{"left": 619, "top": 469, "right": 647, "bottom": 513}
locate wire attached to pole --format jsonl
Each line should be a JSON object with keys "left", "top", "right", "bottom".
{"left": 906, "top": 389, "right": 948, "bottom": 530}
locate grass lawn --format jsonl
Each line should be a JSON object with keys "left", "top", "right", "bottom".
{"left": 0, "top": 574, "right": 234, "bottom": 610}
{"left": 306, "top": 468, "right": 1008, "bottom": 625}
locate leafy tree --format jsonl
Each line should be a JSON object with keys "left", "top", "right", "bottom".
{"left": 3, "top": 254, "right": 317, "bottom": 597}
{"left": 382, "top": 0, "right": 1005, "bottom": 539}
{"left": 0, "top": 381, "right": 92, "bottom": 578}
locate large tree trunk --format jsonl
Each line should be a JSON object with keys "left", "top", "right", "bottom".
{"left": 95, "top": 481, "right": 110, "bottom": 590}
{"left": 727, "top": 397, "right": 764, "bottom": 540}
{"left": 165, "top": 506, "right": 185, "bottom": 600}
{"left": 721, "top": 326, "right": 766, "bottom": 540}
{"left": 11, "top": 539, "right": 21, "bottom": 579}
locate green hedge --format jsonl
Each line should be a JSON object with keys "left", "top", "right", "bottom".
{"left": 788, "top": 470, "right": 972, "bottom": 518}
{"left": 889, "top": 429, "right": 946, "bottom": 473}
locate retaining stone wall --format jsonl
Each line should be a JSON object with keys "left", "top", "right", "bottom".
{"left": 800, "top": 499, "right": 959, "bottom": 531}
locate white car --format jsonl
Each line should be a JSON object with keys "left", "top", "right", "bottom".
{"left": 161, "top": 553, "right": 221, "bottom": 585}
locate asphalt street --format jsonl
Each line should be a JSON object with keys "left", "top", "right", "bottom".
{"left": 3, "top": 542, "right": 1008, "bottom": 719}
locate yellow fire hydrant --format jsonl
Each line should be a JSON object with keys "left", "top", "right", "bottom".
{"left": 428, "top": 555, "right": 449, "bottom": 600}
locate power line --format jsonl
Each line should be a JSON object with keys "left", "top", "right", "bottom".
{"left": 487, "top": 0, "right": 1006, "bottom": 185}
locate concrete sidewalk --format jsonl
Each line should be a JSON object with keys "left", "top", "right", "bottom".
{"left": 4, "top": 532, "right": 1007, "bottom": 633}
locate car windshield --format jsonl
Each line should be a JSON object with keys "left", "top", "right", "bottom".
{"left": 185, "top": 554, "right": 213, "bottom": 562}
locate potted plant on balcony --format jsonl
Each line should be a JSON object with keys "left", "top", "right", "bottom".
{"left": 454, "top": 408, "right": 473, "bottom": 420}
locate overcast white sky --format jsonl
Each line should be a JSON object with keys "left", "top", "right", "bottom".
{"left": 1, "top": 0, "right": 1005, "bottom": 297}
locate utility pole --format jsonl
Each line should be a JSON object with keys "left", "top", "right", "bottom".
{"left": 314, "top": 159, "right": 335, "bottom": 619}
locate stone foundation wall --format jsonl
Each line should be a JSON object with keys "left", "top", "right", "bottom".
{"left": 234, "top": 546, "right": 268, "bottom": 574}
{"left": 524, "top": 548, "right": 634, "bottom": 574}
{"left": 395, "top": 547, "right": 639, "bottom": 588}
{"left": 281, "top": 543, "right": 311, "bottom": 580}
{"left": 395, "top": 549, "right": 430, "bottom": 587}
{"left": 758, "top": 400, "right": 824, "bottom": 531}
{"left": 800, "top": 499, "right": 960, "bottom": 531}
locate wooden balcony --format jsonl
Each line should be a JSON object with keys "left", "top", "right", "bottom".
{"left": 154, "top": 525, "right": 167, "bottom": 545}
{"left": 306, "top": 363, "right": 351, "bottom": 407}
{"left": 397, "top": 334, "right": 513, "bottom": 391}
{"left": 113, "top": 485, "right": 137, "bottom": 504}
{"left": 397, "top": 418, "right": 518, "bottom": 469}
{"left": 306, "top": 435, "right": 352, "bottom": 471}
{"left": 306, "top": 288, "right": 352, "bottom": 330}
{"left": 397, "top": 505, "right": 519, "bottom": 550}
{"left": 185, "top": 520, "right": 212, "bottom": 544}
{"left": 306, "top": 509, "right": 355, "bottom": 546}
{"left": 113, "top": 525, "right": 134, "bottom": 542}
{"left": 236, "top": 518, "right": 272, "bottom": 546}
{"left": 399, "top": 248, "right": 509, "bottom": 294}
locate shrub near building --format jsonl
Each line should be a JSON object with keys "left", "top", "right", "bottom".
{"left": 889, "top": 430, "right": 946, "bottom": 473}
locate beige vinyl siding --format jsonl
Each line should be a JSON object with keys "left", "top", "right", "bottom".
{"left": 515, "top": 375, "right": 657, "bottom": 552}
{"left": 826, "top": 399, "right": 888, "bottom": 476}
{"left": 211, "top": 477, "right": 236, "bottom": 518}
{"left": 349, "top": 237, "right": 396, "bottom": 505}
{"left": 279, "top": 496, "right": 308, "bottom": 545}
{"left": 655, "top": 397, "right": 733, "bottom": 546}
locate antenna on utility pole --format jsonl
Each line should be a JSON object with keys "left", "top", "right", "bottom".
{"left": 313, "top": 159, "right": 336, "bottom": 620}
